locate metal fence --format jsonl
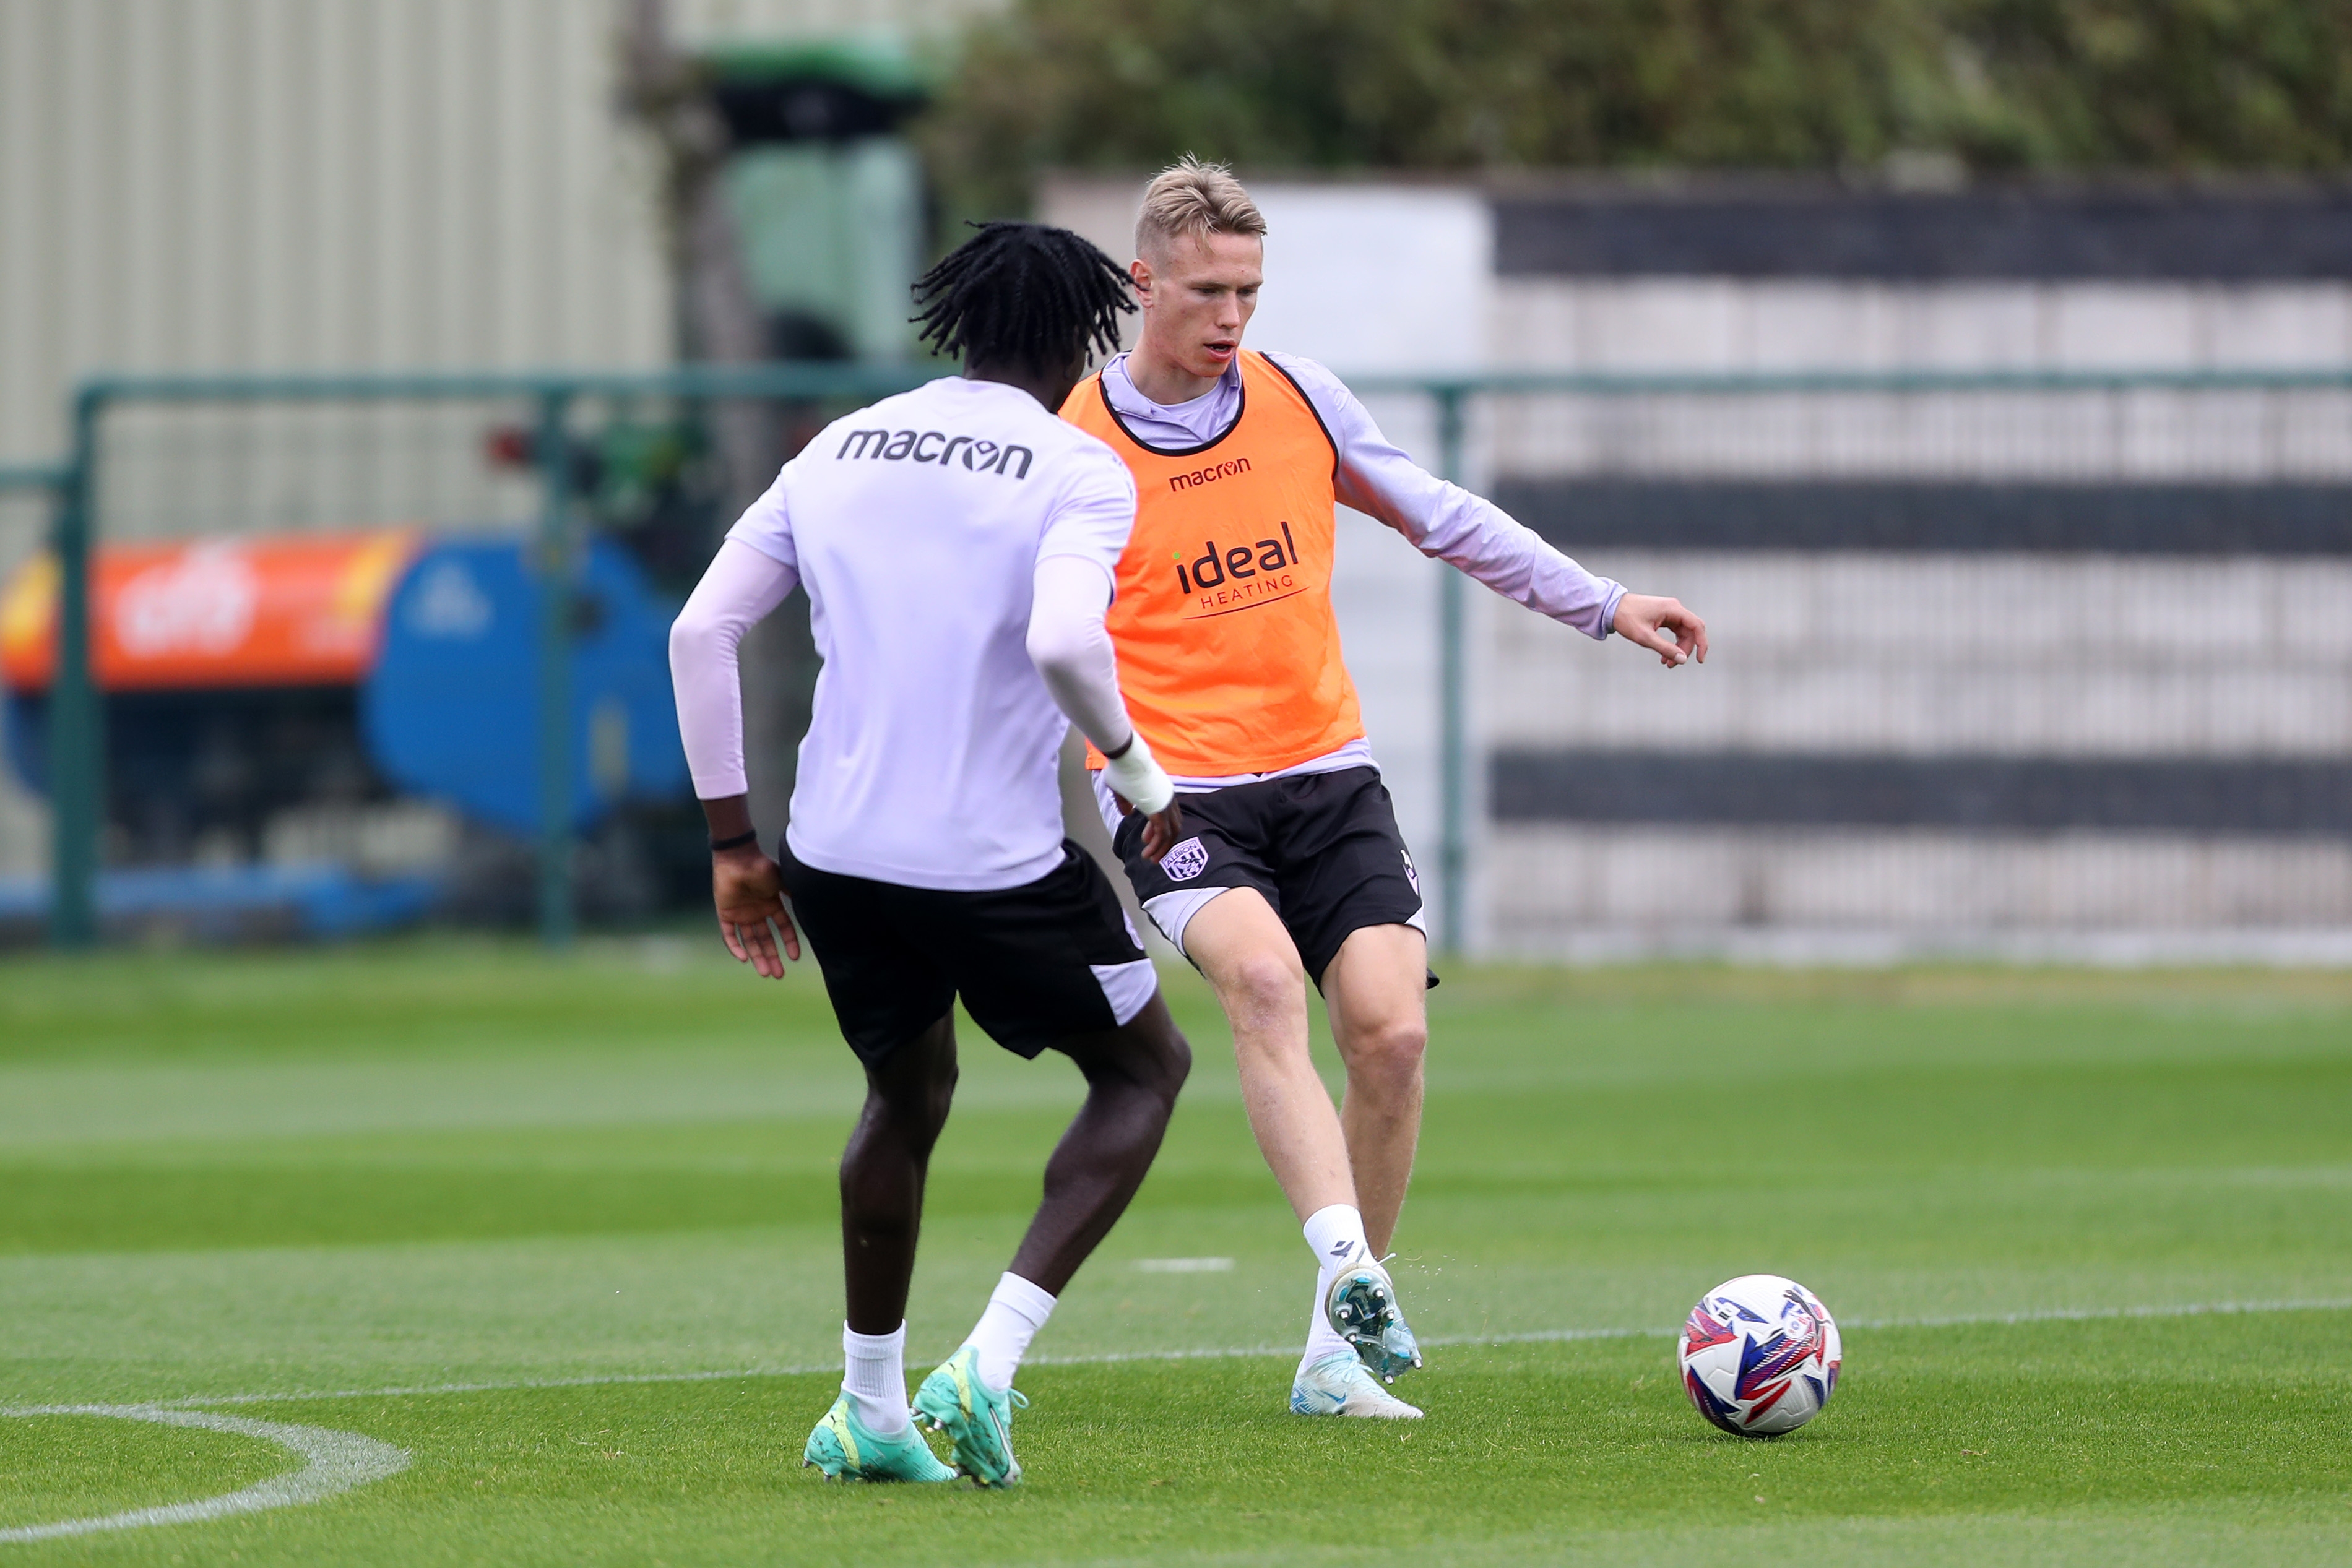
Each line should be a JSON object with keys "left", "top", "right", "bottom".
{"left": 15, "top": 366, "right": 2352, "bottom": 954}
{"left": 21, "top": 366, "right": 933, "bottom": 948}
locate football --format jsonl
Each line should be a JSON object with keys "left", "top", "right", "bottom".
{"left": 1678, "top": 1274, "right": 1843, "bottom": 1437}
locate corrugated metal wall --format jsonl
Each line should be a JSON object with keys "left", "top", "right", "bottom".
{"left": 0, "top": 0, "right": 1000, "bottom": 881}
{"left": 0, "top": 0, "right": 681, "bottom": 468}
{"left": 0, "top": 0, "right": 1005, "bottom": 473}
{"left": 0, "top": 0, "right": 679, "bottom": 876}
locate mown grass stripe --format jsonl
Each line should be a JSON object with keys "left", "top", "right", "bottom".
{"left": 142, "top": 1295, "right": 2352, "bottom": 1411}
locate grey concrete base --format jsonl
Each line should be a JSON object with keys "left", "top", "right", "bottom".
{"left": 1484, "top": 923, "right": 2352, "bottom": 968}
{"left": 1486, "top": 822, "right": 2352, "bottom": 945}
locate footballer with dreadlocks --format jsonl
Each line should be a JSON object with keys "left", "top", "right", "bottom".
{"left": 668, "top": 222, "right": 1191, "bottom": 1487}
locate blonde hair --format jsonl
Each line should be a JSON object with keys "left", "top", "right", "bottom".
{"left": 1135, "top": 155, "right": 1266, "bottom": 260}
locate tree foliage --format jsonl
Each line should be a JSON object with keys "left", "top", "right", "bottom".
{"left": 914, "top": 0, "right": 2352, "bottom": 215}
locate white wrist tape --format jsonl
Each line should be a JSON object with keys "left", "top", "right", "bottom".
{"left": 1102, "top": 730, "right": 1174, "bottom": 817}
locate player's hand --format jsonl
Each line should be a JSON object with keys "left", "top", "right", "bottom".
{"left": 712, "top": 846, "right": 799, "bottom": 979}
{"left": 1139, "top": 799, "right": 1184, "bottom": 864}
{"left": 1614, "top": 593, "right": 1708, "bottom": 668}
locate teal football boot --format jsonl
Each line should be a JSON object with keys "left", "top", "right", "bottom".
{"left": 913, "top": 1346, "right": 1028, "bottom": 1487}
{"left": 802, "top": 1394, "right": 956, "bottom": 1483}
{"left": 1325, "top": 1256, "right": 1424, "bottom": 1384}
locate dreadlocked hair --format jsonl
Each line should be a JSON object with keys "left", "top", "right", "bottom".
{"left": 912, "top": 221, "right": 1134, "bottom": 369}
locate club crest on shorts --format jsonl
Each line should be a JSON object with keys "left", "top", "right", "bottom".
{"left": 1401, "top": 849, "right": 1421, "bottom": 895}
{"left": 1161, "top": 837, "right": 1211, "bottom": 882}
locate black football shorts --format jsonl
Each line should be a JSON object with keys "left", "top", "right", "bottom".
{"left": 779, "top": 839, "right": 1158, "bottom": 1067}
{"left": 1108, "top": 765, "right": 1430, "bottom": 988}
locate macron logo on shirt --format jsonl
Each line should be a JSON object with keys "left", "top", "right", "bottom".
{"left": 836, "top": 427, "right": 1034, "bottom": 478}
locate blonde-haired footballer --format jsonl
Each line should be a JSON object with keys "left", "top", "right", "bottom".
{"left": 1065, "top": 158, "right": 1707, "bottom": 1419}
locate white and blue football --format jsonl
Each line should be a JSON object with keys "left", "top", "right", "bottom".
{"left": 1678, "top": 1274, "right": 1842, "bottom": 1437}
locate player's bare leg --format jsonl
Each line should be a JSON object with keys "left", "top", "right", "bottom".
{"left": 806, "top": 1012, "right": 961, "bottom": 1481}
{"left": 1181, "top": 888, "right": 1355, "bottom": 1220}
{"left": 839, "top": 999, "right": 1188, "bottom": 1316}
{"left": 1320, "top": 923, "right": 1429, "bottom": 1256}
{"left": 1183, "top": 888, "right": 1423, "bottom": 1414}
{"left": 915, "top": 996, "right": 1190, "bottom": 1484}
{"left": 1008, "top": 993, "right": 1192, "bottom": 1292}
{"left": 839, "top": 1012, "right": 960, "bottom": 1333}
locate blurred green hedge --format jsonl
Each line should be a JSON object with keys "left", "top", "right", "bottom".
{"left": 916, "top": 0, "right": 2352, "bottom": 217}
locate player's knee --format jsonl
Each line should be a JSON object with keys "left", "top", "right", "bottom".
{"left": 1104, "top": 1015, "right": 1190, "bottom": 1111}
{"left": 1219, "top": 952, "right": 1308, "bottom": 1030}
{"left": 1147, "top": 1025, "right": 1192, "bottom": 1108}
{"left": 1347, "top": 1016, "right": 1427, "bottom": 1087}
{"left": 863, "top": 1066, "right": 958, "bottom": 1150}
{"left": 916, "top": 1077, "right": 957, "bottom": 1145}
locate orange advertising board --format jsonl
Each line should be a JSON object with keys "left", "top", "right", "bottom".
{"left": 0, "top": 529, "right": 424, "bottom": 692}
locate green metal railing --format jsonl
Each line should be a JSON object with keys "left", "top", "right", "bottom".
{"left": 35, "top": 365, "right": 935, "bottom": 949}
{"left": 29, "top": 363, "right": 2352, "bottom": 952}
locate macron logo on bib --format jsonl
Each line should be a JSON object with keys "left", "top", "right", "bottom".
{"left": 1161, "top": 837, "right": 1210, "bottom": 882}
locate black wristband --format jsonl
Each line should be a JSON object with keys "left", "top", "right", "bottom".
{"left": 709, "top": 829, "right": 760, "bottom": 853}
{"left": 1102, "top": 733, "right": 1135, "bottom": 760}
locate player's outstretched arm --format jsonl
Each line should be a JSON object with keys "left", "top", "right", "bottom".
{"left": 1612, "top": 593, "right": 1709, "bottom": 668}
{"left": 1027, "top": 554, "right": 1183, "bottom": 861}
{"left": 670, "top": 536, "right": 804, "bottom": 976}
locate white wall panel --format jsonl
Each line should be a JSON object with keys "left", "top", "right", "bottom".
{"left": 1490, "top": 554, "right": 2352, "bottom": 757}
{"left": 1488, "top": 386, "right": 2352, "bottom": 481}
{"left": 1489, "top": 826, "right": 2352, "bottom": 941}
{"left": 1492, "top": 280, "right": 2352, "bottom": 375}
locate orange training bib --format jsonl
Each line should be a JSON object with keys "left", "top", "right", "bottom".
{"left": 1063, "top": 351, "right": 1364, "bottom": 776}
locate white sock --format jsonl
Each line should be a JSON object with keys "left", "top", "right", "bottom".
{"left": 962, "top": 1272, "right": 1057, "bottom": 1394}
{"left": 1303, "top": 1203, "right": 1370, "bottom": 1273}
{"left": 1299, "top": 1268, "right": 1355, "bottom": 1373}
{"left": 1299, "top": 1204, "right": 1372, "bottom": 1373}
{"left": 842, "top": 1321, "right": 910, "bottom": 1437}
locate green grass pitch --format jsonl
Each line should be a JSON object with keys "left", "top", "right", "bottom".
{"left": 2, "top": 941, "right": 2350, "bottom": 1564}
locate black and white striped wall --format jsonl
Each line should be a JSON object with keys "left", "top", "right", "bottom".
{"left": 1474, "top": 184, "right": 2352, "bottom": 960}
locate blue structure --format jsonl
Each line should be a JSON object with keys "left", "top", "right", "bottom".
{"left": 365, "top": 538, "right": 689, "bottom": 837}
{"left": 1, "top": 534, "right": 689, "bottom": 940}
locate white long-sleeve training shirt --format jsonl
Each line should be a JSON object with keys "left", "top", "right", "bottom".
{"left": 1090, "top": 350, "right": 1627, "bottom": 796}
{"left": 669, "top": 374, "right": 1148, "bottom": 892}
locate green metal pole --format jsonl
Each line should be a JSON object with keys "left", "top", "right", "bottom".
{"left": 1435, "top": 387, "right": 1468, "bottom": 958}
{"left": 534, "top": 390, "right": 576, "bottom": 947}
{"left": 49, "top": 393, "right": 102, "bottom": 947}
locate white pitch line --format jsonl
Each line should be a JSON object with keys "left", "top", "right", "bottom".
{"left": 113, "top": 1294, "right": 2352, "bottom": 1413}
{"left": 0, "top": 1405, "right": 410, "bottom": 1544}
{"left": 149, "top": 1365, "right": 821, "bottom": 1411}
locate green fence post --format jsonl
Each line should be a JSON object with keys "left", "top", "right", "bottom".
{"left": 49, "top": 392, "right": 103, "bottom": 948}
{"left": 1435, "top": 384, "right": 1468, "bottom": 958}
{"left": 534, "top": 388, "right": 576, "bottom": 948}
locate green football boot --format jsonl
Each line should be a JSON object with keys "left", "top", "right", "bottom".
{"left": 802, "top": 1393, "right": 956, "bottom": 1483}
{"left": 912, "top": 1346, "right": 1029, "bottom": 1488}
{"left": 1325, "top": 1256, "right": 1424, "bottom": 1384}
